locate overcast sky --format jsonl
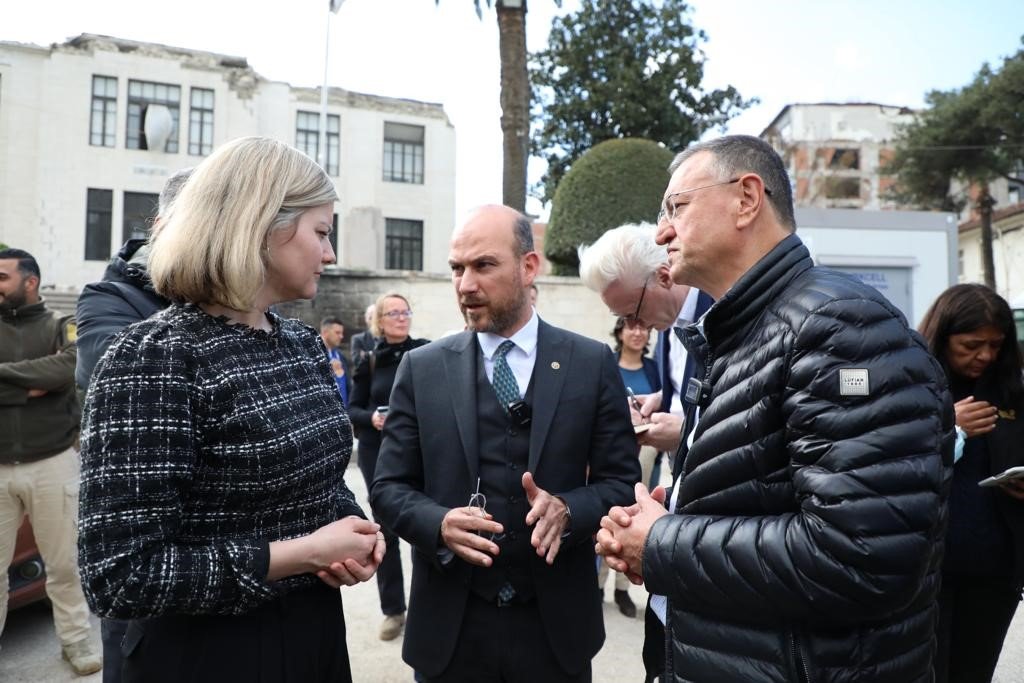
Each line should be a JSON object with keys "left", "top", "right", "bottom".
{"left": 5, "top": 0, "right": 1023, "bottom": 218}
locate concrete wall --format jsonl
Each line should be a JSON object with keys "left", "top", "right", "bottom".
{"left": 277, "top": 270, "right": 614, "bottom": 347}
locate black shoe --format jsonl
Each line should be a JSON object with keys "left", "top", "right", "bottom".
{"left": 614, "top": 589, "right": 637, "bottom": 618}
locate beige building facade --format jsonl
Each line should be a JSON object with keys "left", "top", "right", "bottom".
{"left": 0, "top": 34, "right": 456, "bottom": 290}
{"left": 761, "top": 102, "right": 915, "bottom": 210}
{"left": 958, "top": 203, "right": 1024, "bottom": 305}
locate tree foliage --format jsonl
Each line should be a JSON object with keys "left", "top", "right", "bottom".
{"left": 886, "top": 42, "right": 1024, "bottom": 211}
{"left": 544, "top": 138, "right": 672, "bottom": 275}
{"left": 530, "top": 0, "right": 755, "bottom": 203}
{"left": 886, "top": 41, "right": 1024, "bottom": 287}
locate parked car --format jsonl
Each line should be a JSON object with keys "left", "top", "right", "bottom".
{"left": 8, "top": 516, "right": 47, "bottom": 610}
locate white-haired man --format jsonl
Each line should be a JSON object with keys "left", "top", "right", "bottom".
{"left": 578, "top": 224, "right": 713, "bottom": 456}
{"left": 578, "top": 223, "right": 712, "bottom": 680}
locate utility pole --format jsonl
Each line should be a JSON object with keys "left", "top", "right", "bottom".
{"left": 978, "top": 184, "right": 997, "bottom": 289}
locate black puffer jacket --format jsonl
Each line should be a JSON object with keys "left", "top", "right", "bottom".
{"left": 644, "top": 234, "right": 953, "bottom": 683}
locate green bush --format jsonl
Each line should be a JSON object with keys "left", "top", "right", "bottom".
{"left": 544, "top": 138, "right": 673, "bottom": 275}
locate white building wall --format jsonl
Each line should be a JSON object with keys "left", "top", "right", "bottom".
{"left": 796, "top": 208, "right": 957, "bottom": 326}
{"left": 959, "top": 225, "right": 1024, "bottom": 304}
{"left": 0, "top": 36, "right": 456, "bottom": 291}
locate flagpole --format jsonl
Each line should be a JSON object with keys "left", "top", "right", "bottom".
{"left": 318, "top": 2, "right": 334, "bottom": 171}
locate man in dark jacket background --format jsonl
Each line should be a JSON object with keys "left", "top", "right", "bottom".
{"left": 75, "top": 167, "right": 191, "bottom": 392}
{"left": 0, "top": 248, "right": 101, "bottom": 676}
{"left": 597, "top": 135, "right": 953, "bottom": 682}
{"left": 74, "top": 166, "right": 190, "bottom": 683}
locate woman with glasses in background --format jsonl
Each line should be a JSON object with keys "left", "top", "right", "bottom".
{"left": 349, "top": 292, "right": 429, "bottom": 643}
{"left": 597, "top": 316, "right": 662, "bottom": 619}
{"left": 918, "top": 283, "right": 1024, "bottom": 683}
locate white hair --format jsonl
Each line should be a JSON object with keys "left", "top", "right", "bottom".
{"left": 577, "top": 223, "right": 666, "bottom": 293}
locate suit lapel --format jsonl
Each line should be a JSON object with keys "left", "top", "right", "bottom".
{"left": 528, "top": 321, "right": 569, "bottom": 473}
{"left": 443, "top": 332, "right": 480, "bottom": 484}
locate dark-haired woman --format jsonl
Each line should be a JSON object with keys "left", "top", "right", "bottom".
{"left": 919, "top": 283, "right": 1024, "bottom": 683}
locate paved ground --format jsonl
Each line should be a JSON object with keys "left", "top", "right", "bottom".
{"left": 2, "top": 457, "right": 1022, "bottom": 681}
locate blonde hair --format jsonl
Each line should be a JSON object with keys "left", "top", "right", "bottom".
{"left": 371, "top": 292, "right": 411, "bottom": 337}
{"left": 148, "top": 136, "right": 338, "bottom": 310}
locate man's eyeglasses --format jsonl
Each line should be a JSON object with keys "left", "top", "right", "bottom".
{"left": 656, "top": 177, "right": 773, "bottom": 224}
{"left": 382, "top": 309, "right": 413, "bottom": 320}
{"left": 624, "top": 278, "right": 648, "bottom": 325}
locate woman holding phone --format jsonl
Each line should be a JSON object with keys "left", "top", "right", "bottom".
{"left": 348, "top": 292, "right": 429, "bottom": 641}
{"left": 918, "top": 283, "right": 1024, "bottom": 683}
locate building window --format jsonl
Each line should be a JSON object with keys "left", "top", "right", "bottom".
{"left": 188, "top": 87, "right": 214, "bottom": 156}
{"left": 824, "top": 177, "right": 861, "bottom": 199}
{"left": 828, "top": 148, "right": 860, "bottom": 170}
{"left": 126, "top": 80, "right": 181, "bottom": 152}
{"left": 385, "top": 218, "right": 423, "bottom": 270}
{"left": 295, "top": 111, "right": 340, "bottom": 175}
{"left": 84, "top": 189, "right": 113, "bottom": 260}
{"left": 90, "top": 76, "right": 117, "bottom": 147}
{"left": 122, "top": 192, "right": 159, "bottom": 243}
{"left": 383, "top": 122, "right": 424, "bottom": 184}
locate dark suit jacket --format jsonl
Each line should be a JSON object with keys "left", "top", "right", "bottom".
{"left": 349, "top": 329, "right": 376, "bottom": 363}
{"left": 370, "top": 320, "right": 640, "bottom": 677}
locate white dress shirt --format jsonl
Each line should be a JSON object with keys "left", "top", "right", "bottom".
{"left": 476, "top": 308, "right": 539, "bottom": 396}
{"left": 667, "top": 287, "right": 700, "bottom": 416}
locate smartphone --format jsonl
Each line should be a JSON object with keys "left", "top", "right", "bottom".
{"left": 375, "top": 406, "right": 390, "bottom": 415}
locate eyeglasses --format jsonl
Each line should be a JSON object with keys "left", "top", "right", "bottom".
{"left": 624, "top": 278, "right": 648, "bottom": 325}
{"left": 656, "top": 177, "right": 773, "bottom": 224}
{"left": 468, "top": 478, "right": 505, "bottom": 542}
{"left": 382, "top": 309, "right": 413, "bottom": 320}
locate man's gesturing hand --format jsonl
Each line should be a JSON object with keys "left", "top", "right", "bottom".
{"left": 523, "top": 471, "right": 569, "bottom": 565}
{"left": 441, "top": 507, "right": 504, "bottom": 567}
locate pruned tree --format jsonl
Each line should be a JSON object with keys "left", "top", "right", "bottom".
{"left": 544, "top": 138, "right": 672, "bottom": 275}
{"left": 530, "top": 0, "right": 755, "bottom": 203}
{"left": 436, "top": 0, "right": 561, "bottom": 212}
{"left": 887, "top": 41, "right": 1024, "bottom": 288}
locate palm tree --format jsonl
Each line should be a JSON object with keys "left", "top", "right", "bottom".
{"left": 437, "top": 1, "right": 557, "bottom": 212}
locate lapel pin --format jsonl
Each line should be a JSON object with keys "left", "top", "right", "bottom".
{"left": 551, "top": 361, "right": 560, "bottom": 370}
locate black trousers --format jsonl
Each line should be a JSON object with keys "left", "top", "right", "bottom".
{"left": 426, "top": 593, "right": 592, "bottom": 683}
{"left": 935, "top": 573, "right": 1022, "bottom": 683}
{"left": 641, "top": 598, "right": 666, "bottom": 683}
{"left": 101, "top": 618, "right": 129, "bottom": 683}
{"left": 120, "top": 583, "right": 351, "bottom": 683}
{"left": 358, "top": 445, "right": 407, "bottom": 616}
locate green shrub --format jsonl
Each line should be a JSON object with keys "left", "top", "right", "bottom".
{"left": 544, "top": 138, "right": 673, "bottom": 275}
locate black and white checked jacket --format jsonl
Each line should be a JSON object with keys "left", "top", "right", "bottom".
{"left": 78, "top": 303, "right": 363, "bottom": 618}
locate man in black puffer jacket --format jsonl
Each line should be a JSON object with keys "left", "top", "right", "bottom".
{"left": 598, "top": 135, "right": 953, "bottom": 683}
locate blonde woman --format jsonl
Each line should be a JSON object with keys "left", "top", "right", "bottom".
{"left": 78, "top": 137, "right": 382, "bottom": 683}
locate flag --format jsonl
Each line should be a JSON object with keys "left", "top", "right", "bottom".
{"left": 329, "top": 0, "right": 345, "bottom": 13}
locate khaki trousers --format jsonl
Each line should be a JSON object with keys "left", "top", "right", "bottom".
{"left": 0, "top": 446, "right": 92, "bottom": 645}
